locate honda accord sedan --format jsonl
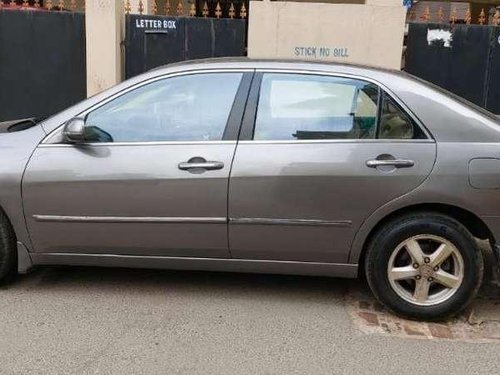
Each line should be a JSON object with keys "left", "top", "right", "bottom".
{"left": 1, "top": 58, "right": 499, "bottom": 320}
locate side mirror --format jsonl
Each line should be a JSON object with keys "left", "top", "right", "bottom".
{"left": 62, "top": 118, "right": 85, "bottom": 143}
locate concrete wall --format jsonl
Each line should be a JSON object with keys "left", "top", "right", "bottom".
{"left": 85, "top": 0, "right": 123, "bottom": 96}
{"left": 248, "top": 0, "right": 406, "bottom": 69}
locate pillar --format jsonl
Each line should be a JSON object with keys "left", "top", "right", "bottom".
{"left": 85, "top": 0, "right": 124, "bottom": 97}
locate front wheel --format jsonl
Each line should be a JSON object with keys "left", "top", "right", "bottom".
{"left": 365, "top": 212, "right": 484, "bottom": 320}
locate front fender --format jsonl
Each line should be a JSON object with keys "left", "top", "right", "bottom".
{"left": 0, "top": 125, "right": 46, "bottom": 251}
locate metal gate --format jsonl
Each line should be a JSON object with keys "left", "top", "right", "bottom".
{"left": 124, "top": 14, "right": 246, "bottom": 79}
{"left": 405, "top": 23, "right": 500, "bottom": 114}
{"left": 0, "top": 9, "right": 86, "bottom": 122}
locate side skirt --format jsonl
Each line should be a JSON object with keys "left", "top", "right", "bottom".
{"left": 30, "top": 253, "right": 358, "bottom": 278}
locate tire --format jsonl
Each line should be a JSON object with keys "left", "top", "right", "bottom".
{"left": 365, "top": 212, "right": 484, "bottom": 321}
{"left": 0, "top": 209, "right": 17, "bottom": 284}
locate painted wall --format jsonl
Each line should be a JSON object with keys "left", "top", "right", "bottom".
{"left": 86, "top": 0, "right": 123, "bottom": 96}
{"left": 248, "top": 0, "right": 406, "bottom": 69}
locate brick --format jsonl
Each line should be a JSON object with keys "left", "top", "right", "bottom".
{"left": 428, "top": 323, "right": 453, "bottom": 339}
{"left": 358, "top": 301, "right": 371, "bottom": 310}
{"left": 358, "top": 311, "right": 379, "bottom": 326}
{"left": 372, "top": 302, "right": 386, "bottom": 312}
{"left": 403, "top": 324, "right": 426, "bottom": 336}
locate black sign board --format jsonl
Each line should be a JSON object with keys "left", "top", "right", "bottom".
{"left": 125, "top": 14, "right": 246, "bottom": 79}
{"left": 405, "top": 23, "right": 500, "bottom": 114}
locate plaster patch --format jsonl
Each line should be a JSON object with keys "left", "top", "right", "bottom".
{"left": 427, "top": 29, "right": 453, "bottom": 48}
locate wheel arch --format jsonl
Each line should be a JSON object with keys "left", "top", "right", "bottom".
{"left": 352, "top": 203, "right": 494, "bottom": 276}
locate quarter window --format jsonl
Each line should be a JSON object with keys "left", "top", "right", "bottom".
{"left": 254, "top": 73, "right": 379, "bottom": 140}
{"left": 84, "top": 73, "right": 243, "bottom": 143}
{"left": 378, "top": 92, "right": 426, "bottom": 139}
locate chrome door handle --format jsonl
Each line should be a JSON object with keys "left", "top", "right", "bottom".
{"left": 366, "top": 159, "right": 415, "bottom": 168}
{"left": 178, "top": 161, "right": 224, "bottom": 171}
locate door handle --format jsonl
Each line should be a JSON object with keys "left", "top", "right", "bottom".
{"left": 178, "top": 161, "right": 224, "bottom": 171}
{"left": 366, "top": 159, "right": 415, "bottom": 168}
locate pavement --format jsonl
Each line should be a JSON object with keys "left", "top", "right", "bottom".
{"left": 0, "top": 262, "right": 499, "bottom": 375}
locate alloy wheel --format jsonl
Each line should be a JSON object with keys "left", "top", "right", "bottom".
{"left": 387, "top": 234, "right": 464, "bottom": 306}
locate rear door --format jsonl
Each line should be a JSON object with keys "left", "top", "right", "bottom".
{"left": 228, "top": 71, "right": 436, "bottom": 263}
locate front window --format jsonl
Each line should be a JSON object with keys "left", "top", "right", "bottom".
{"left": 84, "top": 72, "right": 243, "bottom": 143}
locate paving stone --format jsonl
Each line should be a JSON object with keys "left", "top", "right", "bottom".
{"left": 403, "top": 324, "right": 426, "bottom": 336}
{"left": 358, "top": 311, "right": 379, "bottom": 326}
{"left": 428, "top": 323, "right": 454, "bottom": 339}
{"left": 358, "top": 300, "right": 371, "bottom": 309}
{"left": 346, "top": 282, "right": 500, "bottom": 342}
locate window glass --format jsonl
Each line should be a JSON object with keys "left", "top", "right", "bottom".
{"left": 378, "top": 92, "right": 426, "bottom": 139}
{"left": 84, "top": 73, "right": 243, "bottom": 143}
{"left": 254, "top": 73, "right": 378, "bottom": 140}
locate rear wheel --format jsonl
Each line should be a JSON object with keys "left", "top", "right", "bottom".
{"left": 0, "top": 210, "right": 17, "bottom": 284}
{"left": 365, "top": 212, "right": 484, "bottom": 320}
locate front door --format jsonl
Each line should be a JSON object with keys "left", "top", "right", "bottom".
{"left": 228, "top": 72, "right": 437, "bottom": 263}
{"left": 23, "top": 71, "right": 250, "bottom": 258}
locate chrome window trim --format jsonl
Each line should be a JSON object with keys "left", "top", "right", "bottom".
{"left": 254, "top": 68, "right": 434, "bottom": 141}
{"left": 42, "top": 68, "right": 253, "bottom": 145}
{"left": 38, "top": 140, "right": 237, "bottom": 148}
{"left": 237, "top": 139, "right": 435, "bottom": 145}
{"left": 33, "top": 215, "right": 227, "bottom": 224}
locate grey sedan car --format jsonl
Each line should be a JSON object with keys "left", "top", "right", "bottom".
{"left": 1, "top": 58, "right": 499, "bottom": 320}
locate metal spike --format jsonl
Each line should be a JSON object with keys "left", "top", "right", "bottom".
{"left": 408, "top": 8, "right": 416, "bottom": 21}
{"left": 176, "top": 0, "right": 183, "bottom": 15}
{"left": 124, "top": 0, "right": 131, "bottom": 14}
{"left": 10, "top": 0, "right": 15, "bottom": 6}
{"left": 202, "top": 1, "right": 208, "bottom": 17}
{"left": 437, "top": 6, "right": 444, "bottom": 23}
{"left": 229, "top": 2, "right": 235, "bottom": 19}
{"left": 450, "top": 7, "right": 457, "bottom": 24}
{"left": 189, "top": 1, "right": 196, "bottom": 17}
{"left": 240, "top": 3, "right": 246, "bottom": 19}
{"left": 138, "top": 0, "right": 144, "bottom": 15}
{"left": 58, "top": 0, "right": 65, "bottom": 10}
{"left": 22, "top": 0, "right": 29, "bottom": 7}
{"left": 421, "top": 5, "right": 430, "bottom": 22}
{"left": 465, "top": 9, "right": 471, "bottom": 24}
{"left": 478, "top": 8, "right": 486, "bottom": 25}
{"left": 70, "top": 0, "right": 76, "bottom": 11}
{"left": 493, "top": 9, "right": 500, "bottom": 26}
{"left": 46, "top": 0, "right": 53, "bottom": 10}
{"left": 152, "top": 0, "right": 157, "bottom": 15}
{"left": 164, "top": 0, "right": 170, "bottom": 15}
{"left": 215, "top": 2, "right": 222, "bottom": 18}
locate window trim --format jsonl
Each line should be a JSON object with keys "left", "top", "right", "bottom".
{"left": 240, "top": 69, "right": 433, "bottom": 142}
{"left": 41, "top": 69, "right": 254, "bottom": 146}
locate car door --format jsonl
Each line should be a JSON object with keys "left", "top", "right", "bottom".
{"left": 23, "top": 71, "right": 252, "bottom": 258}
{"left": 228, "top": 72, "right": 437, "bottom": 263}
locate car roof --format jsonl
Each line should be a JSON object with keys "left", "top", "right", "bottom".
{"left": 151, "top": 57, "right": 410, "bottom": 80}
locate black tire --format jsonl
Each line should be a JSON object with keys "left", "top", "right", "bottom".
{"left": 365, "top": 212, "right": 484, "bottom": 321}
{"left": 0, "top": 209, "right": 17, "bottom": 284}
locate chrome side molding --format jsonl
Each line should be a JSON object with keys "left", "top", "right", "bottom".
{"left": 230, "top": 218, "right": 352, "bottom": 227}
{"left": 32, "top": 215, "right": 227, "bottom": 224}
